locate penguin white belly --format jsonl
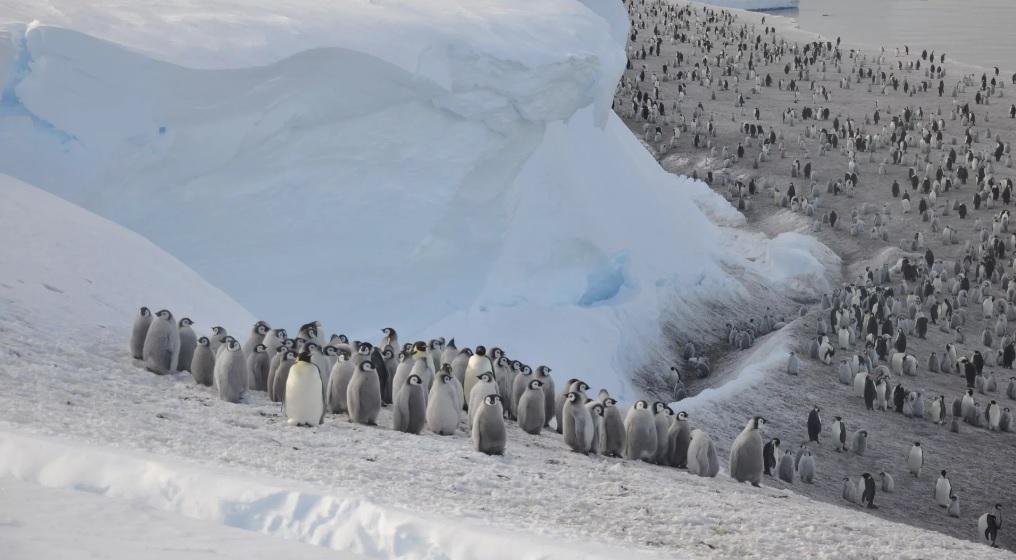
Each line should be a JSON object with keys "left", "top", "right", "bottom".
{"left": 935, "top": 479, "right": 951, "bottom": 507}
{"left": 286, "top": 366, "right": 324, "bottom": 426}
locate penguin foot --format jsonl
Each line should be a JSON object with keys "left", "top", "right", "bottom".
{"left": 867, "top": 504, "right": 878, "bottom": 509}
{"left": 751, "top": 482, "right": 761, "bottom": 488}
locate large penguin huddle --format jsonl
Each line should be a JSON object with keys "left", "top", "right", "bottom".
{"left": 128, "top": 310, "right": 727, "bottom": 465}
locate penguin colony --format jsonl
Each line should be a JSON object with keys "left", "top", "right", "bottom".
{"left": 618, "top": 0, "right": 1014, "bottom": 548}
{"left": 128, "top": 314, "right": 721, "bottom": 468}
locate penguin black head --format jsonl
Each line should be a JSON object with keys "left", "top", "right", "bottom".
{"left": 676, "top": 411, "right": 688, "bottom": 420}
{"left": 537, "top": 365, "right": 551, "bottom": 375}
{"left": 276, "top": 344, "right": 288, "bottom": 354}
{"left": 360, "top": 361, "right": 375, "bottom": 373}
{"left": 156, "top": 309, "right": 173, "bottom": 320}
{"left": 914, "top": 442, "right": 921, "bottom": 447}
{"left": 475, "top": 345, "right": 487, "bottom": 356}
{"left": 255, "top": 322, "right": 269, "bottom": 335}
{"left": 528, "top": 379, "right": 543, "bottom": 390}
{"left": 605, "top": 398, "right": 618, "bottom": 407}
{"left": 522, "top": 364, "right": 532, "bottom": 375}
{"left": 834, "top": 415, "right": 842, "bottom": 421}
{"left": 212, "top": 325, "right": 225, "bottom": 335}
{"left": 577, "top": 381, "right": 590, "bottom": 392}
{"left": 284, "top": 350, "right": 297, "bottom": 360}
{"left": 382, "top": 327, "right": 396, "bottom": 338}
{"left": 383, "top": 347, "right": 395, "bottom": 360}
{"left": 139, "top": 306, "right": 150, "bottom": 316}
{"left": 274, "top": 328, "right": 288, "bottom": 339}
{"left": 590, "top": 403, "right": 604, "bottom": 417}
{"left": 323, "top": 345, "right": 337, "bottom": 356}
{"left": 941, "top": 470, "right": 947, "bottom": 476}
{"left": 358, "top": 342, "right": 373, "bottom": 354}
{"left": 483, "top": 394, "right": 502, "bottom": 406}
{"left": 408, "top": 374, "right": 422, "bottom": 386}
{"left": 653, "top": 401, "right": 666, "bottom": 413}
{"left": 440, "top": 363, "right": 452, "bottom": 374}
{"left": 227, "top": 338, "right": 241, "bottom": 351}
{"left": 296, "top": 350, "right": 312, "bottom": 363}
{"left": 565, "top": 391, "right": 581, "bottom": 403}
{"left": 813, "top": 406, "right": 820, "bottom": 412}
{"left": 479, "top": 372, "right": 493, "bottom": 383}
{"left": 511, "top": 360, "right": 522, "bottom": 372}
{"left": 497, "top": 356, "right": 509, "bottom": 367}
{"left": 752, "top": 416, "right": 767, "bottom": 429}
{"left": 198, "top": 336, "right": 210, "bottom": 346}
{"left": 255, "top": 344, "right": 267, "bottom": 353}
{"left": 634, "top": 400, "right": 649, "bottom": 410}
{"left": 859, "top": 430, "right": 867, "bottom": 437}
{"left": 430, "top": 339, "right": 443, "bottom": 350}
{"left": 862, "top": 473, "right": 872, "bottom": 480}
{"left": 772, "top": 438, "right": 781, "bottom": 446}
{"left": 306, "top": 342, "right": 320, "bottom": 352}
{"left": 294, "top": 337, "right": 307, "bottom": 348}
{"left": 413, "top": 341, "right": 427, "bottom": 353}
{"left": 179, "top": 317, "right": 193, "bottom": 327}
{"left": 440, "top": 373, "right": 452, "bottom": 384}
{"left": 491, "top": 347, "right": 504, "bottom": 359}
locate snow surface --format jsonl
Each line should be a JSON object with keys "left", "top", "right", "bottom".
{"left": 0, "top": 0, "right": 830, "bottom": 399}
{"left": 698, "top": 0, "right": 799, "bottom": 10}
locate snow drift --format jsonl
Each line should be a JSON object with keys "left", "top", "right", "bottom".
{"left": 0, "top": 0, "right": 829, "bottom": 399}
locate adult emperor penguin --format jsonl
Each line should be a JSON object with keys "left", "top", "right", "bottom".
{"left": 534, "top": 365, "right": 556, "bottom": 428}
{"left": 214, "top": 337, "right": 248, "bottom": 403}
{"left": 393, "top": 374, "right": 426, "bottom": 434}
{"left": 863, "top": 375, "right": 877, "bottom": 410}
{"left": 652, "top": 402, "right": 674, "bottom": 464}
{"left": 464, "top": 345, "right": 494, "bottom": 402}
{"left": 686, "top": 429, "right": 720, "bottom": 477}
{"left": 777, "top": 449, "right": 794, "bottom": 483}
{"left": 129, "top": 307, "right": 152, "bottom": 361}
{"left": 665, "top": 411, "right": 691, "bottom": 468}
{"left": 247, "top": 343, "right": 270, "bottom": 391}
{"left": 798, "top": 450, "right": 816, "bottom": 483}
{"left": 860, "top": 473, "right": 878, "bottom": 509}
{"left": 472, "top": 394, "right": 506, "bottom": 455}
{"left": 602, "top": 397, "right": 626, "bottom": 458}
{"left": 730, "top": 416, "right": 766, "bottom": 486}
{"left": 763, "top": 437, "right": 780, "bottom": 476}
{"left": 516, "top": 379, "right": 546, "bottom": 435}
{"left": 190, "top": 337, "right": 215, "bottom": 387}
{"left": 624, "top": 400, "right": 658, "bottom": 461}
{"left": 807, "top": 406, "right": 822, "bottom": 443}
{"left": 879, "top": 471, "right": 895, "bottom": 492}
{"left": 832, "top": 416, "right": 848, "bottom": 452}
{"left": 242, "top": 321, "right": 270, "bottom": 358}
{"left": 563, "top": 392, "right": 594, "bottom": 454}
{"left": 177, "top": 317, "right": 197, "bottom": 372}
{"left": 347, "top": 361, "right": 381, "bottom": 426}
{"left": 285, "top": 350, "right": 325, "bottom": 427}
{"left": 908, "top": 442, "right": 925, "bottom": 477}
{"left": 426, "top": 371, "right": 460, "bottom": 435}
{"left": 936, "top": 471, "right": 952, "bottom": 507}
{"left": 142, "top": 309, "right": 180, "bottom": 375}
{"left": 978, "top": 504, "right": 1003, "bottom": 547}
{"left": 327, "top": 350, "right": 355, "bottom": 414}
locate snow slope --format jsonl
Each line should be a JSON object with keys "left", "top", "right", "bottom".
{"left": 0, "top": 0, "right": 829, "bottom": 399}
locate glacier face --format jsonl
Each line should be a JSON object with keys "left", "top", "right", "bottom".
{"left": 0, "top": 0, "right": 830, "bottom": 398}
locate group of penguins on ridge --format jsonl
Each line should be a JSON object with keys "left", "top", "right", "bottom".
{"left": 129, "top": 308, "right": 723, "bottom": 467}
{"left": 617, "top": 0, "right": 1012, "bottom": 546}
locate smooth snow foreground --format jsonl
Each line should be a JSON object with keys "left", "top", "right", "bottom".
{"left": 0, "top": 0, "right": 830, "bottom": 399}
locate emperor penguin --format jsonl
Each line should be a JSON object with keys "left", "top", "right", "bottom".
{"left": 936, "top": 470, "right": 952, "bottom": 507}
{"left": 408, "top": 341, "right": 435, "bottom": 392}
{"left": 686, "top": 429, "right": 720, "bottom": 477}
{"left": 246, "top": 343, "right": 270, "bottom": 391}
{"left": 472, "top": 394, "right": 506, "bottom": 455}
{"left": 347, "top": 361, "right": 381, "bottom": 426}
{"left": 563, "top": 392, "right": 594, "bottom": 454}
{"left": 425, "top": 372, "right": 460, "bottom": 435}
{"left": 380, "top": 327, "right": 399, "bottom": 356}
{"left": 327, "top": 351, "right": 356, "bottom": 414}
{"left": 305, "top": 343, "right": 329, "bottom": 397}
{"left": 261, "top": 328, "right": 286, "bottom": 360}
{"left": 987, "top": 400, "right": 1002, "bottom": 430}
{"left": 493, "top": 355, "right": 513, "bottom": 409}
{"left": 586, "top": 401, "right": 606, "bottom": 454}
{"left": 534, "top": 366, "right": 556, "bottom": 428}
{"left": 961, "top": 389, "right": 976, "bottom": 419}
{"left": 1001, "top": 407, "right": 1013, "bottom": 432}
{"left": 861, "top": 473, "right": 878, "bottom": 509}
{"left": 393, "top": 374, "right": 427, "bottom": 434}
{"left": 214, "top": 337, "right": 248, "bottom": 403}
{"left": 879, "top": 471, "right": 895, "bottom": 492}
{"left": 729, "top": 416, "right": 767, "bottom": 487}
{"left": 842, "top": 477, "right": 858, "bottom": 503}
{"left": 602, "top": 398, "right": 626, "bottom": 458}
{"left": 190, "top": 337, "right": 215, "bottom": 387}
{"left": 798, "top": 451, "right": 816, "bottom": 483}
{"left": 129, "top": 307, "right": 152, "bottom": 360}
{"left": 787, "top": 351, "right": 800, "bottom": 375}
{"left": 763, "top": 437, "right": 780, "bottom": 476}
{"left": 832, "top": 416, "right": 848, "bottom": 452}
{"left": 177, "top": 317, "right": 197, "bottom": 372}
{"left": 438, "top": 363, "right": 464, "bottom": 410}
{"left": 624, "top": 400, "right": 658, "bottom": 461}
{"left": 948, "top": 495, "right": 961, "bottom": 517}
{"left": 852, "top": 430, "right": 868, "bottom": 455}
{"left": 242, "top": 321, "right": 269, "bottom": 358}
{"left": 428, "top": 339, "right": 445, "bottom": 377}
{"left": 464, "top": 345, "right": 493, "bottom": 401}
{"left": 270, "top": 349, "right": 297, "bottom": 404}
{"left": 652, "top": 402, "right": 674, "bottom": 464}
{"left": 978, "top": 504, "right": 1003, "bottom": 547}
{"left": 449, "top": 349, "right": 472, "bottom": 392}
{"left": 777, "top": 449, "right": 795, "bottom": 483}
{"left": 556, "top": 380, "right": 589, "bottom": 434}
{"left": 516, "top": 379, "right": 546, "bottom": 435}
{"left": 440, "top": 338, "right": 458, "bottom": 368}
{"left": 468, "top": 372, "right": 499, "bottom": 426}
{"left": 665, "top": 411, "right": 691, "bottom": 467}
{"left": 807, "top": 406, "right": 822, "bottom": 443}
{"left": 207, "top": 326, "right": 228, "bottom": 355}
{"left": 908, "top": 442, "right": 925, "bottom": 477}
{"left": 284, "top": 351, "right": 325, "bottom": 427}
{"left": 510, "top": 365, "right": 533, "bottom": 417}
{"left": 142, "top": 309, "right": 180, "bottom": 375}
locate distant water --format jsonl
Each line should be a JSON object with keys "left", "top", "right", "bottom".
{"left": 750, "top": 0, "right": 1016, "bottom": 73}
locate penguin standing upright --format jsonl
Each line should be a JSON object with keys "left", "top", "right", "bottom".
{"left": 464, "top": 345, "right": 493, "bottom": 403}
{"left": 347, "top": 361, "right": 382, "bottom": 426}
{"left": 426, "top": 372, "right": 460, "bottom": 435}
{"left": 807, "top": 406, "right": 822, "bottom": 442}
{"left": 142, "top": 310, "right": 180, "bottom": 375}
{"left": 686, "top": 429, "right": 719, "bottom": 477}
{"left": 763, "top": 437, "right": 780, "bottom": 476}
{"left": 729, "top": 416, "right": 766, "bottom": 487}
{"left": 241, "top": 321, "right": 269, "bottom": 358}
{"left": 129, "top": 307, "right": 152, "bottom": 361}
{"left": 879, "top": 471, "right": 895, "bottom": 492}
{"left": 516, "top": 379, "right": 546, "bottom": 435}
{"left": 665, "top": 411, "right": 691, "bottom": 467}
{"left": 563, "top": 392, "right": 594, "bottom": 454}
{"left": 624, "top": 400, "right": 658, "bottom": 461}
{"left": 327, "top": 352, "right": 356, "bottom": 414}
{"left": 652, "top": 403, "right": 673, "bottom": 464}
{"left": 177, "top": 317, "right": 197, "bottom": 372}
{"left": 534, "top": 366, "right": 556, "bottom": 428}
{"left": 978, "top": 504, "right": 1003, "bottom": 547}
{"left": 247, "top": 343, "right": 270, "bottom": 391}
{"left": 270, "top": 350, "right": 296, "bottom": 404}
{"left": 832, "top": 416, "right": 848, "bottom": 451}
{"left": 777, "top": 450, "right": 795, "bottom": 483}
{"left": 908, "top": 442, "right": 925, "bottom": 477}
{"left": 798, "top": 451, "right": 816, "bottom": 483}
{"left": 602, "top": 397, "right": 626, "bottom": 458}
{"left": 472, "top": 394, "right": 506, "bottom": 455}
{"left": 284, "top": 351, "right": 325, "bottom": 427}
{"left": 213, "top": 337, "right": 248, "bottom": 403}
{"left": 948, "top": 495, "right": 961, "bottom": 517}
{"left": 936, "top": 471, "right": 952, "bottom": 507}
{"left": 861, "top": 473, "right": 878, "bottom": 509}
{"left": 190, "top": 337, "right": 215, "bottom": 387}
{"left": 393, "top": 374, "right": 426, "bottom": 434}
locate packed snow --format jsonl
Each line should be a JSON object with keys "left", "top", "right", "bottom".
{"left": 0, "top": 0, "right": 830, "bottom": 399}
